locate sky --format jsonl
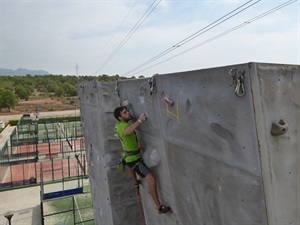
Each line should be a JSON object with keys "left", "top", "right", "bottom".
{"left": 0, "top": 0, "right": 299, "bottom": 77}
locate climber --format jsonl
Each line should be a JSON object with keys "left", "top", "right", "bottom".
{"left": 113, "top": 105, "right": 172, "bottom": 214}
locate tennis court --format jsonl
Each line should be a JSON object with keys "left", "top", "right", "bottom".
{"left": 0, "top": 115, "right": 86, "bottom": 189}
{"left": 0, "top": 140, "right": 87, "bottom": 188}
{"left": 42, "top": 182, "right": 94, "bottom": 225}
{"left": 0, "top": 114, "right": 94, "bottom": 224}
{"left": 0, "top": 179, "right": 94, "bottom": 225}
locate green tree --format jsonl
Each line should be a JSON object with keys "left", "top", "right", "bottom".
{"left": 15, "top": 85, "right": 31, "bottom": 100}
{"left": 46, "top": 81, "right": 57, "bottom": 93}
{"left": 0, "top": 89, "right": 17, "bottom": 111}
{"left": 54, "top": 86, "right": 64, "bottom": 97}
{"left": 0, "top": 77, "right": 14, "bottom": 91}
{"left": 62, "top": 83, "right": 77, "bottom": 96}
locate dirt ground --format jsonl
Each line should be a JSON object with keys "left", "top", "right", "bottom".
{"left": 0, "top": 97, "right": 79, "bottom": 116}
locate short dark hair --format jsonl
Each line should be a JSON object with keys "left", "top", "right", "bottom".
{"left": 114, "top": 106, "right": 126, "bottom": 121}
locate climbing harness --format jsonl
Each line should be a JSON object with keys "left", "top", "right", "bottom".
{"left": 148, "top": 75, "right": 157, "bottom": 102}
{"left": 123, "top": 150, "right": 140, "bottom": 156}
{"left": 229, "top": 68, "right": 246, "bottom": 97}
{"left": 117, "top": 158, "right": 126, "bottom": 171}
{"left": 117, "top": 150, "right": 140, "bottom": 172}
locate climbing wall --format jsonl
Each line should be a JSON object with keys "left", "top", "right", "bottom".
{"left": 250, "top": 64, "right": 299, "bottom": 225}
{"left": 78, "top": 62, "right": 299, "bottom": 225}
{"left": 78, "top": 82, "right": 142, "bottom": 225}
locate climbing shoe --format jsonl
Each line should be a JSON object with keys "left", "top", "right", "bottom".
{"left": 158, "top": 205, "right": 172, "bottom": 214}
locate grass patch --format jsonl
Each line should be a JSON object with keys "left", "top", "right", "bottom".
{"left": 43, "top": 185, "right": 94, "bottom": 225}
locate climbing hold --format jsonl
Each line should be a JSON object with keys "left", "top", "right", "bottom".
{"left": 143, "top": 113, "right": 147, "bottom": 120}
{"left": 144, "top": 148, "right": 160, "bottom": 168}
{"left": 164, "top": 97, "right": 174, "bottom": 106}
{"left": 271, "top": 119, "right": 288, "bottom": 135}
{"left": 123, "top": 99, "right": 129, "bottom": 107}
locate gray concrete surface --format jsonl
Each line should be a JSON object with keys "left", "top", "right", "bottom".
{"left": 78, "top": 62, "right": 299, "bottom": 225}
{"left": 0, "top": 186, "right": 41, "bottom": 225}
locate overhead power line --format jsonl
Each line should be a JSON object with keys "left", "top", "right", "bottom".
{"left": 93, "top": 0, "right": 161, "bottom": 75}
{"left": 124, "top": 0, "right": 261, "bottom": 76}
{"left": 86, "top": 0, "right": 139, "bottom": 71}
{"left": 125, "top": 0, "right": 297, "bottom": 76}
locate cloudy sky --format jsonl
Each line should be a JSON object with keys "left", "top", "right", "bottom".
{"left": 1, "top": 0, "right": 299, "bottom": 77}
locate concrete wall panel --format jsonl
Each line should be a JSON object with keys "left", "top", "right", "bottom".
{"left": 81, "top": 106, "right": 103, "bottom": 180}
{"left": 250, "top": 63, "right": 299, "bottom": 225}
{"left": 111, "top": 201, "right": 141, "bottom": 225}
{"left": 117, "top": 78, "right": 164, "bottom": 138}
{"left": 167, "top": 142, "right": 267, "bottom": 225}
{"left": 78, "top": 82, "right": 140, "bottom": 225}
{"left": 154, "top": 65, "right": 261, "bottom": 177}
{"left": 79, "top": 62, "right": 299, "bottom": 225}
{"left": 89, "top": 183, "right": 113, "bottom": 225}
{"left": 139, "top": 133, "right": 177, "bottom": 218}
{"left": 108, "top": 169, "right": 141, "bottom": 225}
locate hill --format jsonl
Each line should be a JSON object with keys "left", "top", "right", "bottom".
{"left": 0, "top": 68, "right": 50, "bottom": 76}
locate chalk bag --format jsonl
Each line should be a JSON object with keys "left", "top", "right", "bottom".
{"left": 117, "top": 158, "right": 126, "bottom": 172}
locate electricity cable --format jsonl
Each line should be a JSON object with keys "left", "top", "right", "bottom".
{"left": 124, "top": 0, "right": 261, "bottom": 76}
{"left": 94, "top": 0, "right": 160, "bottom": 74}
{"left": 86, "top": 0, "right": 140, "bottom": 70}
{"left": 94, "top": 0, "right": 161, "bottom": 75}
{"left": 130, "top": 0, "right": 297, "bottom": 76}
{"left": 174, "top": 0, "right": 258, "bottom": 46}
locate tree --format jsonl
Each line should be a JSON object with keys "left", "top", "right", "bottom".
{"left": 15, "top": 85, "right": 31, "bottom": 100}
{"left": 62, "top": 83, "right": 77, "bottom": 96}
{"left": 0, "top": 89, "right": 17, "bottom": 111}
{"left": 0, "top": 77, "right": 14, "bottom": 91}
{"left": 46, "top": 82, "right": 57, "bottom": 93}
{"left": 54, "top": 86, "right": 64, "bottom": 97}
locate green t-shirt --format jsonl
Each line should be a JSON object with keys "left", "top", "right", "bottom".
{"left": 115, "top": 121, "right": 141, "bottom": 163}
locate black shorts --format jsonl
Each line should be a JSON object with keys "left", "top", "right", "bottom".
{"left": 127, "top": 159, "right": 150, "bottom": 178}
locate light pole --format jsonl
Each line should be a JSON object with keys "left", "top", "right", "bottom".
{"left": 4, "top": 211, "right": 14, "bottom": 225}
